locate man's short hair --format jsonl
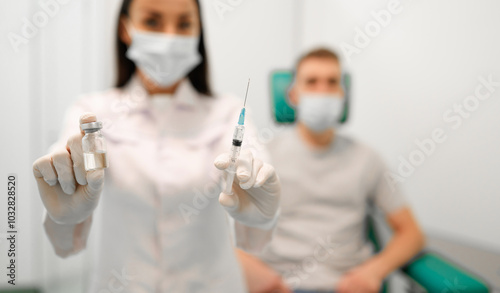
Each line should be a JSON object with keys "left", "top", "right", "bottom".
{"left": 295, "top": 47, "right": 340, "bottom": 72}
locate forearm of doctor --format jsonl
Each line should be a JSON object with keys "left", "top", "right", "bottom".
{"left": 44, "top": 213, "right": 93, "bottom": 258}
{"left": 361, "top": 207, "right": 425, "bottom": 279}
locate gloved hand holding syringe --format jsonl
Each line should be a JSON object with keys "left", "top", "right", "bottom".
{"left": 223, "top": 79, "right": 250, "bottom": 196}
{"left": 215, "top": 79, "right": 280, "bottom": 230}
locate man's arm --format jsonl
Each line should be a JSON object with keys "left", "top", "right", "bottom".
{"left": 337, "top": 207, "right": 425, "bottom": 293}
{"left": 363, "top": 207, "right": 425, "bottom": 277}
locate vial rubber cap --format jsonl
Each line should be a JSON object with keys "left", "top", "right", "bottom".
{"left": 81, "top": 121, "right": 103, "bottom": 131}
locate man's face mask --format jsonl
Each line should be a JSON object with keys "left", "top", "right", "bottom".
{"left": 297, "top": 93, "right": 344, "bottom": 133}
{"left": 125, "top": 24, "right": 202, "bottom": 87}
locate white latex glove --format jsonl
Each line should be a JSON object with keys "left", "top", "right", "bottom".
{"left": 33, "top": 112, "right": 105, "bottom": 225}
{"left": 214, "top": 149, "right": 281, "bottom": 230}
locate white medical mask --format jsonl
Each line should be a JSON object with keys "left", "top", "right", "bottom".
{"left": 297, "top": 93, "right": 344, "bottom": 133}
{"left": 125, "top": 26, "right": 202, "bottom": 87}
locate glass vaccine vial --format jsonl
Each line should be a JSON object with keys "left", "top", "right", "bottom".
{"left": 81, "top": 121, "right": 109, "bottom": 171}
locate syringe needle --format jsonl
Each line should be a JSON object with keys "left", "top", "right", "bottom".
{"left": 224, "top": 79, "right": 251, "bottom": 195}
{"left": 243, "top": 78, "right": 250, "bottom": 107}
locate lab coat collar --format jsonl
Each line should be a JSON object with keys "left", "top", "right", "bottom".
{"left": 122, "top": 75, "right": 199, "bottom": 114}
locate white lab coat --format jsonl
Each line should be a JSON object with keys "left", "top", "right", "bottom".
{"left": 43, "top": 76, "right": 272, "bottom": 293}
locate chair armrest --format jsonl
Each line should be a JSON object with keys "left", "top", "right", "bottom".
{"left": 401, "top": 251, "right": 491, "bottom": 292}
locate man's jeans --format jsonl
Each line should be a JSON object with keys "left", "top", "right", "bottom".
{"left": 293, "top": 290, "right": 335, "bottom": 293}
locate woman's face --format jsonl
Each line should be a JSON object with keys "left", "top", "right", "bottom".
{"left": 120, "top": 0, "right": 200, "bottom": 45}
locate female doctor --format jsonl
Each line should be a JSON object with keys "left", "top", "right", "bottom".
{"left": 31, "top": 0, "right": 281, "bottom": 292}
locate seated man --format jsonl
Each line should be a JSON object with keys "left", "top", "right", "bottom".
{"left": 238, "top": 48, "right": 425, "bottom": 293}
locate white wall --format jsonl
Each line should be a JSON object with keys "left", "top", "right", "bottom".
{"left": 299, "top": 0, "right": 500, "bottom": 251}
{"left": 0, "top": 1, "right": 39, "bottom": 288}
{"left": 200, "top": 0, "right": 298, "bottom": 130}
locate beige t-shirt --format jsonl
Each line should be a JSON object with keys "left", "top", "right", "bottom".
{"left": 256, "top": 128, "right": 407, "bottom": 291}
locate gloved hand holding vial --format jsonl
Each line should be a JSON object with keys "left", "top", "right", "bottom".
{"left": 32, "top": 113, "right": 106, "bottom": 226}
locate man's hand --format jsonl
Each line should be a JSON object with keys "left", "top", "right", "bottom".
{"left": 336, "top": 264, "right": 382, "bottom": 293}
{"left": 236, "top": 249, "right": 291, "bottom": 293}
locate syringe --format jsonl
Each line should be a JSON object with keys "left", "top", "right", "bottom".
{"left": 223, "top": 79, "right": 251, "bottom": 196}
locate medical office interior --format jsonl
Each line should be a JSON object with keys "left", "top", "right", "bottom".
{"left": 1, "top": 0, "right": 499, "bottom": 292}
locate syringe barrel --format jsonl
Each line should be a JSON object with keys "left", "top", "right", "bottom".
{"left": 224, "top": 144, "right": 241, "bottom": 195}
{"left": 223, "top": 125, "right": 245, "bottom": 195}
{"left": 232, "top": 125, "right": 245, "bottom": 142}
{"left": 223, "top": 167, "right": 236, "bottom": 195}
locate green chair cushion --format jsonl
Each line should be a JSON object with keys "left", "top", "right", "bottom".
{"left": 270, "top": 70, "right": 296, "bottom": 123}
{"left": 402, "top": 252, "right": 491, "bottom": 292}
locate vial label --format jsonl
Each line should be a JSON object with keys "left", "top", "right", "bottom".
{"left": 84, "top": 151, "right": 109, "bottom": 171}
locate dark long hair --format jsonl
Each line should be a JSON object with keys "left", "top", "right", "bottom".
{"left": 116, "top": 0, "right": 212, "bottom": 96}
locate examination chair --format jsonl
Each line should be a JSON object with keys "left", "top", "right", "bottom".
{"left": 269, "top": 70, "right": 492, "bottom": 293}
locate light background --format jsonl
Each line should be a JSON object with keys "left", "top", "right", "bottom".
{"left": 0, "top": 0, "right": 499, "bottom": 291}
